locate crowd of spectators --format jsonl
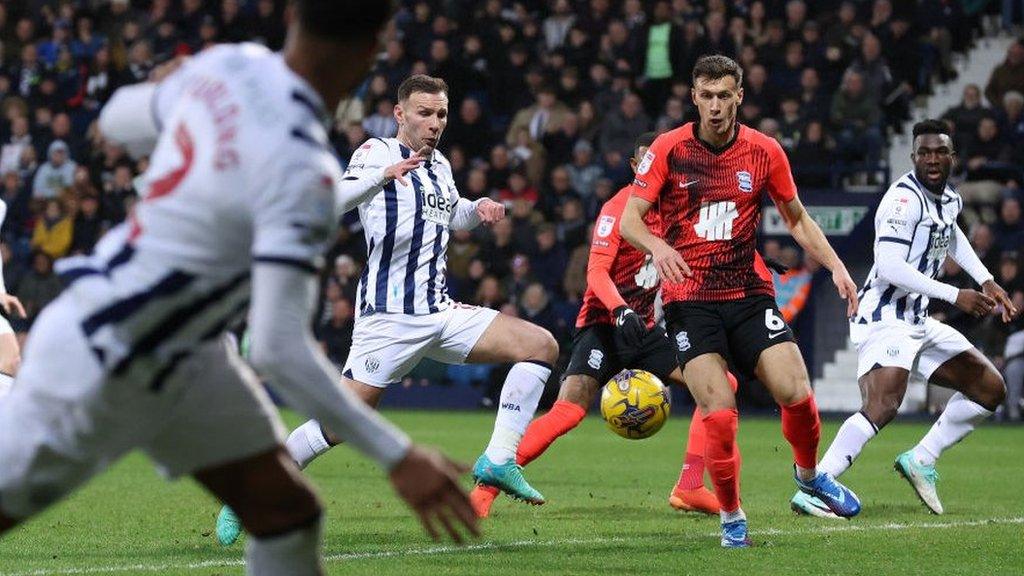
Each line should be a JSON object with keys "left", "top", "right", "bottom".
{"left": 0, "top": 1, "right": 1020, "bottom": 414}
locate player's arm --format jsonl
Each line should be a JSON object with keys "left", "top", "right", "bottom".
{"left": 949, "top": 224, "right": 1019, "bottom": 321}
{"left": 587, "top": 200, "right": 646, "bottom": 345}
{"left": 766, "top": 139, "right": 858, "bottom": 315}
{"left": 251, "top": 163, "right": 411, "bottom": 468}
{"left": 620, "top": 134, "right": 691, "bottom": 283}
{"left": 869, "top": 192, "right": 995, "bottom": 317}
{"left": 336, "top": 140, "right": 426, "bottom": 214}
{"left": 447, "top": 177, "right": 504, "bottom": 230}
{"left": 249, "top": 263, "right": 412, "bottom": 467}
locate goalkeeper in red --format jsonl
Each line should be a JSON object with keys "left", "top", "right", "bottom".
{"left": 471, "top": 132, "right": 737, "bottom": 519}
{"left": 621, "top": 55, "right": 862, "bottom": 548}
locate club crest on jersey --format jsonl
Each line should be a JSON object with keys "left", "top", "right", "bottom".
{"left": 588, "top": 349, "right": 604, "bottom": 370}
{"left": 637, "top": 150, "right": 655, "bottom": 175}
{"left": 736, "top": 171, "right": 753, "bottom": 193}
{"left": 597, "top": 215, "right": 616, "bottom": 238}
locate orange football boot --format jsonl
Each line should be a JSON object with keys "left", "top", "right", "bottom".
{"left": 668, "top": 485, "right": 721, "bottom": 515}
{"left": 470, "top": 484, "right": 500, "bottom": 518}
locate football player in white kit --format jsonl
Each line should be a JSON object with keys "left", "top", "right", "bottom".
{"left": 216, "top": 73, "right": 560, "bottom": 544}
{"left": 790, "top": 120, "right": 1018, "bottom": 518}
{"left": 0, "top": 198, "right": 27, "bottom": 396}
{"left": 0, "top": 2, "right": 480, "bottom": 573}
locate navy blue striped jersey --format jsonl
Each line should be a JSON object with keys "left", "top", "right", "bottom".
{"left": 347, "top": 138, "right": 461, "bottom": 316}
{"left": 853, "top": 171, "right": 963, "bottom": 325}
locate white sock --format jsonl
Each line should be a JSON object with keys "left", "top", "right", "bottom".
{"left": 286, "top": 420, "right": 333, "bottom": 470}
{"left": 245, "top": 515, "right": 322, "bottom": 576}
{"left": 0, "top": 372, "right": 13, "bottom": 398}
{"left": 818, "top": 412, "right": 878, "bottom": 478}
{"left": 483, "top": 361, "right": 550, "bottom": 463}
{"left": 911, "top": 392, "right": 993, "bottom": 466}
{"left": 720, "top": 507, "right": 746, "bottom": 524}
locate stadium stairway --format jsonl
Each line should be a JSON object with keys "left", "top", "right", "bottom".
{"left": 888, "top": 34, "right": 1017, "bottom": 175}
{"left": 813, "top": 32, "right": 1015, "bottom": 414}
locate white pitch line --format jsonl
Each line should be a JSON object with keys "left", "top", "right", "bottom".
{"left": 4, "top": 517, "right": 1022, "bottom": 576}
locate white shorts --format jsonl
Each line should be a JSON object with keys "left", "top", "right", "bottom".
{"left": 0, "top": 295, "right": 285, "bottom": 519}
{"left": 343, "top": 303, "right": 499, "bottom": 388}
{"left": 849, "top": 317, "right": 973, "bottom": 381}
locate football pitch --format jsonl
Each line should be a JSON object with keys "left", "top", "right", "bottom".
{"left": 1, "top": 410, "right": 1021, "bottom": 575}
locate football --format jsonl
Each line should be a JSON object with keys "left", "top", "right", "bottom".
{"left": 600, "top": 369, "right": 672, "bottom": 439}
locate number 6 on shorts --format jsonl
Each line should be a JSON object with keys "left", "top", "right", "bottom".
{"left": 764, "top": 308, "right": 785, "bottom": 331}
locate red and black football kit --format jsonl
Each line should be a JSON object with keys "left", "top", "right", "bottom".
{"left": 631, "top": 123, "right": 797, "bottom": 375}
{"left": 564, "top": 186, "right": 678, "bottom": 384}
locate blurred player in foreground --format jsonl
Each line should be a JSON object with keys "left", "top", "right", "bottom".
{"left": 0, "top": 2, "right": 478, "bottom": 573}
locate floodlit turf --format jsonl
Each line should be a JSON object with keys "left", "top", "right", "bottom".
{"left": 1, "top": 410, "right": 1021, "bottom": 575}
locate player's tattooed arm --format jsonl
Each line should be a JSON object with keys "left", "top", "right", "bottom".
{"left": 776, "top": 196, "right": 859, "bottom": 316}
{"left": 620, "top": 195, "right": 691, "bottom": 283}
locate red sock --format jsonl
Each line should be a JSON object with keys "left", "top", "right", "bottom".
{"left": 516, "top": 400, "right": 587, "bottom": 466}
{"left": 703, "top": 408, "right": 741, "bottom": 513}
{"left": 676, "top": 406, "right": 707, "bottom": 490}
{"left": 676, "top": 372, "right": 739, "bottom": 490}
{"left": 781, "top": 394, "right": 821, "bottom": 471}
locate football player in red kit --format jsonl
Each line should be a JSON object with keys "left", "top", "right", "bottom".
{"left": 621, "top": 55, "right": 862, "bottom": 547}
{"left": 470, "top": 132, "right": 737, "bottom": 519}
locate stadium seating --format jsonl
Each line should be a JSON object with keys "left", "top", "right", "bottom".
{"left": 0, "top": 1, "right": 1020, "bottom": 417}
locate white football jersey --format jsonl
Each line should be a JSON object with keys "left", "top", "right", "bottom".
{"left": 853, "top": 171, "right": 963, "bottom": 326}
{"left": 59, "top": 43, "right": 341, "bottom": 388}
{"left": 346, "top": 138, "right": 463, "bottom": 316}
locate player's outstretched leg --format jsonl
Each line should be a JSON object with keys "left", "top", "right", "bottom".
{"left": 471, "top": 316, "right": 558, "bottom": 505}
{"left": 784, "top": 394, "right": 861, "bottom": 518}
{"left": 473, "top": 360, "right": 552, "bottom": 505}
{"left": 759, "top": 343, "right": 860, "bottom": 518}
{"left": 669, "top": 371, "right": 738, "bottom": 515}
{"left": 791, "top": 365, "right": 909, "bottom": 518}
{"left": 897, "top": 349, "right": 1004, "bottom": 515}
{"left": 470, "top": 397, "right": 587, "bottom": 517}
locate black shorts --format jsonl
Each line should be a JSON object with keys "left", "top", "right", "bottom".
{"left": 563, "top": 323, "right": 679, "bottom": 385}
{"left": 664, "top": 294, "right": 795, "bottom": 376}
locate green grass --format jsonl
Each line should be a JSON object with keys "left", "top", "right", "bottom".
{"left": 1, "top": 411, "right": 1022, "bottom": 575}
